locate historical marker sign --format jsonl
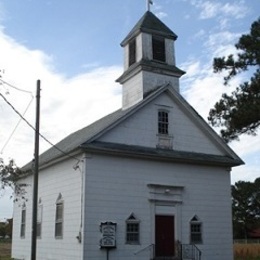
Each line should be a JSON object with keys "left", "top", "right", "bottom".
{"left": 100, "top": 222, "right": 117, "bottom": 248}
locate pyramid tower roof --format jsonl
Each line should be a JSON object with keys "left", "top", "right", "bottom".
{"left": 121, "top": 11, "right": 177, "bottom": 46}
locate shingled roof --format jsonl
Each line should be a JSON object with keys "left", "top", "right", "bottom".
{"left": 22, "top": 108, "right": 127, "bottom": 170}
{"left": 121, "top": 11, "right": 178, "bottom": 46}
{"left": 22, "top": 86, "right": 164, "bottom": 170}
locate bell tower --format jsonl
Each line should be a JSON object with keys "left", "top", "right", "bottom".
{"left": 116, "top": 11, "right": 185, "bottom": 110}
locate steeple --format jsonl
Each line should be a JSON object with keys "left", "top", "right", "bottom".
{"left": 117, "top": 11, "right": 185, "bottom": 110}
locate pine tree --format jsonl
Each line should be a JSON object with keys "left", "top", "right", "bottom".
{"left": 208, "top": 18, "right": 260, "bottom": 142}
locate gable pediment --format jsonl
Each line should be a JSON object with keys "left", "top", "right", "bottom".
{"left": 95, "top": 85, "right": 242, "bottom": 165}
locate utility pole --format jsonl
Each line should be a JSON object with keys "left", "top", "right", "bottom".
{"left": 31, "top": 80, "right": 41, "bottom": 260}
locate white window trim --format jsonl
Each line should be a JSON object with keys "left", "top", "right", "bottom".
{"left": 55, "top": 193, "right": 64, "bottom": 239}
{"left": 190, "top": 215, "right": 203, "bottom": 244}
{"left": 125, "top": 213, "right": 140, "bottom": 245}
{"left": 20, "top": 203, "right": 26, "bottom": 238}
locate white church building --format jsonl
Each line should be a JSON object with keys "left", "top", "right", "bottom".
{"left": 12, "top": 10, "right": 243, "bottom": 260}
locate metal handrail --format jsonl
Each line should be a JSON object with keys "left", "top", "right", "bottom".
{"left": 179, "top": 243, "right": 202, "bottom": 260}
{"left": 134, "top": 243, "right": 155, "bottom": 257}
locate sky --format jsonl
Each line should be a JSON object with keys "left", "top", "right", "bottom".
{"left": 0, "top": 0, "right": 259, "bottom": 220}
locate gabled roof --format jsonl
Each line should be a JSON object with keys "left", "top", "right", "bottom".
{"left": 121, "top": 11, "right": 178, "bottom": 46}
{"left": 23, "top": 84, "right": 244, "bottom": 170}
{"left": 23, "top": 108, "right": 129, "bottom": 170}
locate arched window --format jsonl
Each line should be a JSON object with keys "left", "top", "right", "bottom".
{"left": 190, "top": 215, "right": 202, "bottom": 244}
{"left": 55, "top": 193, "right": 64, "bottom": 238}
{"left": 125, "top": 213, "right": 140, "bottom": 244}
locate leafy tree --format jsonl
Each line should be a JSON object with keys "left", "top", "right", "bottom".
{"left": 208, "top": 18, "right": 260, "bottom": 142}
{"left": 232, "top": 178, "right": 260, "bottom": 239}
{"left": 5, "top": 218, "right": 13, "bottom": 239}
{"left": 0, "top": 222, "right": 7, "bottom": 238}
{"left": 0, "top": 219, "right": 12, "bottom": 239}
{"left": 0, "top": 158, "right": 26, "bottom": 200}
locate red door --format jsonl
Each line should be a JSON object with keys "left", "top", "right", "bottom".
{"left": 155, "top": 215, "right": 175, "bottom": 257}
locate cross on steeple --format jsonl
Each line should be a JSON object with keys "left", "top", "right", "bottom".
{"left": 147, "top": 0, "right": 153, "bottom": 11}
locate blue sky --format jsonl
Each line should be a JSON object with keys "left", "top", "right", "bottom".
{"left": 0, "top": 0, "right": 259, "bottom": 220}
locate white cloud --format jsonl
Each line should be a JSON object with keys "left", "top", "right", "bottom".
{"left": 205, "top": 31, "right": 240, "bottom": 51}
{"left": 154, "top": 2, "right": 168, "bottom": 19}
{"left": 182, "top": 60, "right": 201, "bottom": 78}
{"left": 194, "top": 29, "right": 206, "bottom": 39}
{"left": 0, "top": 27, "right": 122, "bottom": 167}
{"left": 231, "top": 161, "right": 260, "bottom": 184}
{"left": 156, "top": 12, "right": 168, "bottom": 19}
{"left": 230, "top": 131, "right": 260, "bottom": 158}
{"left": 190, "top": 0, "right": 249, "bottom": 20}
{"left": 0, "top": 187, "right": 13, "bottom": 220}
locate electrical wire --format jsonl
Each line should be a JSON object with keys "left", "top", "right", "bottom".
{"left": 0, "top": 78, "right": 34, "bottom": 153}
{"left": 0, "top": 93, "right": 80, "bottom": 163}
{"left": 0, "top": 78, "right": 33, "bottom": 95}
{"left": 1, "top": 95, "right": 34, "bottom": 154}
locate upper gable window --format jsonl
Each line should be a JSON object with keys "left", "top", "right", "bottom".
{"left": 158, "top": 110, "right": 169, "bottom": 135}
{"left": 129, "top": 38, "right": 136, "bottom": 67}
{"left": 152, "top": 36, "right": 166, "bottom": 62}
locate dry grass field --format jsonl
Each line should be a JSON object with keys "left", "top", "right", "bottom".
{"left": 0, "top": 241, "right": 11, "bottom": 260}
{"left": 234, "top": 243, "right": 260, "bottom": 260}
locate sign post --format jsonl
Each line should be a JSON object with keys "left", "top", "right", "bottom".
{"left": 100, "top": 222, "right": 117, "bottom": 260}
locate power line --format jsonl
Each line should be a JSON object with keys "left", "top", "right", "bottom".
{"left": 1, "top": 95, "right": 34, "bottom": 154}
{"left": 0, "top": 78, "right": 34, "bottom": 153}
{"left": 0, "top": 78, "right": 33, "bottom": 95}
{"left": 0, "top": 93, "right": 80, "bottom": 163}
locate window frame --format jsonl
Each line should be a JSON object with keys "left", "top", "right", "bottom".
{"left": 37, "top": 199, "right": 43, "bottom": 238}
{"left": 158, "top": 110, "right": 169, "bottom": 135}
{"left": 20, "top": 204, "right": 26, "bottom": 238}
{"left": 125, "top": 213, "right": 140, "bottom": 245}
{"left": 55, "top": 194, "right": 64, "bottom": 239}
{"left": 190, "top": 216, "right": 203, "bottom": 244}
{"left": 152, "top": 35, "right": 166, "bottom": 62}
